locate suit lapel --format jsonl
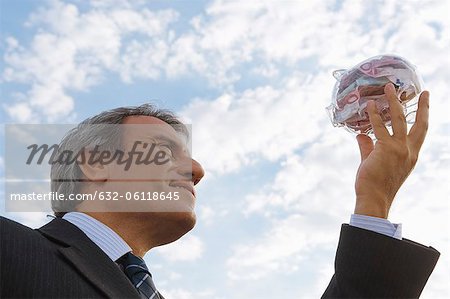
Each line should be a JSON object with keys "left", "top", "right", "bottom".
{"left": 38, "top": 218, "right": 140, "bottom": 298}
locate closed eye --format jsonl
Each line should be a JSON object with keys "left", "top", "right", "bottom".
{"left": 159, "top": 144, "right": 175, "bottom": 157}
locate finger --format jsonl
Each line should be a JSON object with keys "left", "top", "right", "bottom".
{"left": 385, "top": 83, "right": 407, "bottom": 138}
{"left": 367, "top": 100, "right": 390, "bottom": 140}
{"left": 408, "top": 90, "right": 430, "bottom": 151}
{"left": 356, "top": 134, "right": 374, "bottom": 161}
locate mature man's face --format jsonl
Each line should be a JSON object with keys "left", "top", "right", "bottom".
{"left": 80, "top": 115, "right": 204, "bottom": 242}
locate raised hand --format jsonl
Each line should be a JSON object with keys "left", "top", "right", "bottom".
{"left": 354, "top": 83, "right": 430, "bottom": 218}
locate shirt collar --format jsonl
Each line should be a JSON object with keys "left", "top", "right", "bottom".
{"left": 63, "top": 212, "right": 131, "bottom": 261}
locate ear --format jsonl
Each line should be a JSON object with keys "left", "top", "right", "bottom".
{"left": 77, "top": 148, "right": 109, "bottom": 182}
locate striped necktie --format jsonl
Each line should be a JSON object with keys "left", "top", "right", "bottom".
{"left": 117, "top": 252, "right": 161, "bottom": 299}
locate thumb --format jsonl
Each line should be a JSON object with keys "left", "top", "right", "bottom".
{"left": 356, "top": 134, "right": 374, "bottom": 161}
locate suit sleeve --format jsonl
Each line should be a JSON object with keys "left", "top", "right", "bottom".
{"left": 322, "top": 224, "right": 440, "bottom": 298}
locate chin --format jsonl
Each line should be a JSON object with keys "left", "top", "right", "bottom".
{"left": 156, "top": 211, "right": 196, "bottom": 246}
{"left": 173, "top": 211, "right": 197, "bottom": 233}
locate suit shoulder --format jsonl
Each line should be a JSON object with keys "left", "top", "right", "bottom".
{"left": 0, "top": 216, "right": 36, "bottom": 236}
{"left": 0, "top": 216, "right": 50, "bottom": 253}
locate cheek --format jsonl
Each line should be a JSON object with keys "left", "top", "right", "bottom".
{"left": 110, "top": 162, "right": 175, "bottom": 181}
{"left": 144, "top": 163, "right": 173, "bottom": 179}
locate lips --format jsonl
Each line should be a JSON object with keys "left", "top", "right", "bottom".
{"left": 169, "top": 181, "right": 196, "bottom": 197}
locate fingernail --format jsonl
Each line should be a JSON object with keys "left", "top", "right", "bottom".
{"left": 424, "top": 91, "right": 430, "bottom": 107}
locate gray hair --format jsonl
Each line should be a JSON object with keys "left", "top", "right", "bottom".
{"left": 51, "top": 103, "right": 187, "bottom": 217}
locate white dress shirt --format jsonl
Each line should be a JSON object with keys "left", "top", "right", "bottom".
{"left": 63, "top": 212, "right": 131, "bottom": 261}
{"left": 350, "top": 213, "right": 402, "bottom": 240}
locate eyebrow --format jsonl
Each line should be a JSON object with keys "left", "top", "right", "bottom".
{"left": 153, "top": 134, "right": 187, "bottom": 153}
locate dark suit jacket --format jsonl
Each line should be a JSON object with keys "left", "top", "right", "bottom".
{"left": 1, "top": 216, "right": 440, "bottom": 298}
{"left": 322, "top": 225, "right": 439, "bottom": 298}
{"left": 1, "top": 216, "right": 144, "bottom": 298}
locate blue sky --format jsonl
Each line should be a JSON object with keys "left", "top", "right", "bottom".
{"left": 1, "top": 0, "right": 449, "bottom": 298}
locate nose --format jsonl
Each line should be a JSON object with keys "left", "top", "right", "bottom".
{"left": 192, "top": 159, "right": 205, "bottom": 185}
{"left": 176, "top": 158, "right": 205, "bottom": 185}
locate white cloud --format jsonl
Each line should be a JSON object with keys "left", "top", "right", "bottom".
{"left": 5, "top": 212, "right": 50, "bottom": 229}
{"left": 226, "top": 213, "right": 339, "bottom": 281}
{"left": 4, "top": 102, "right": 35, "bottom": 123}
{"left": 251, "top": 63, "right": 279, "bottom": 78}
{"left": 4, "top": 0, "right": 449, "bottom": 123}
{"left": 165, "top": 33, "right": 208, "bottom": 79}
{"left": 155, "top": 234, "right": 204, "bottom": 262}
{"left": 243, "top": 131, "right": 358, "bottom": 217}
{"left": 2, "top": 0, "right": 178, "bottom": 122}
{"left": 197, "top": 205, "right": 216, "bottom": 226}
{"left": 203, "top": 1, "right": 449, "bottom": 295}
{"left": 118, "top": 39, "right": 169, "bottom": 82}
{"left": 224, "top": 130, "right": 360, "bottom": 282}
{"left": 182, "top": 71, "right": 334, "bottom": 174}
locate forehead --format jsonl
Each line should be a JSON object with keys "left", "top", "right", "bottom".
{"left": 122, "top": 115, "right": 171, "bottom": 126}
{"left": 121, "top": 115, "right": 188, "bottom": 147}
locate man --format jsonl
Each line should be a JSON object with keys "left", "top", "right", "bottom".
{"left": 0, "top": 84, "right": 440, "bottom": 298}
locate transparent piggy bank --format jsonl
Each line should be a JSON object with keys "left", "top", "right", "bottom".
{"left": 326, "top": 54, "right": 423, "bottom": 134}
